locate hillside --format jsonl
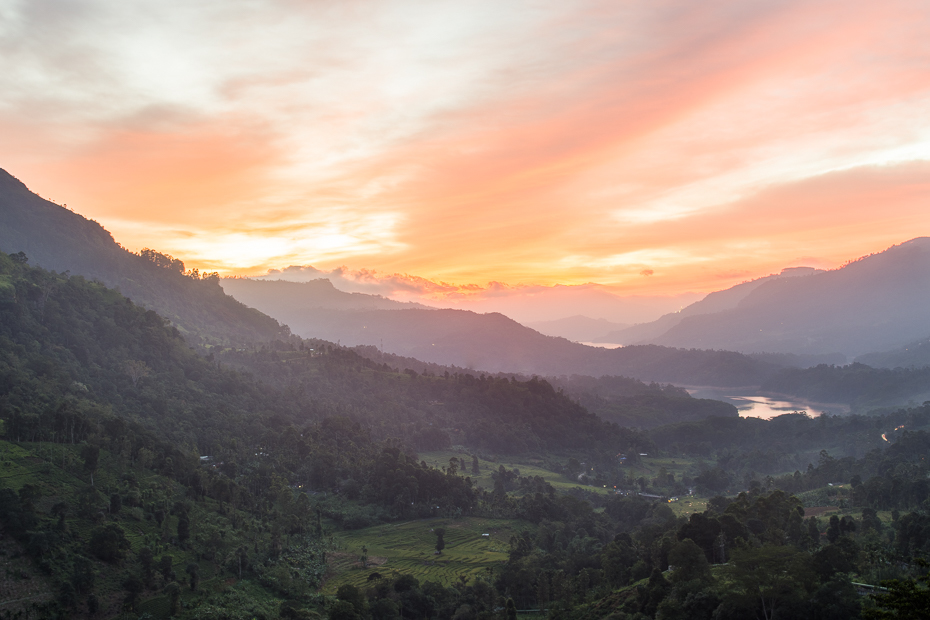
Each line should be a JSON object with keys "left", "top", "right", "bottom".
{"left": 643, "top": 239, "right": 930, "bottom": 356}
{"left": 0, "top": 168, "right": 286, "bottom": 345}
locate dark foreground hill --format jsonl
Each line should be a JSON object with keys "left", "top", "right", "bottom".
{"left": 0, "top": 168, "right": 286, "bottom": 345}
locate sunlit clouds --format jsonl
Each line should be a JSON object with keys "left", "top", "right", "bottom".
{"left": 4, "top": 0, "right": 930, "bottom": 306}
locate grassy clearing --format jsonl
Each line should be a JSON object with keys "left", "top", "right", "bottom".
{"left": 419, "top": 451, "right": 715, "bottom": 519}
{"left": 667, "top": 497, "right": 709, "bottom": 517}
{"left": 324, "top": 517, "right": 522, "bottom": 593}
{"left": 419, "top": 450, "right": 611, "bottom": 495}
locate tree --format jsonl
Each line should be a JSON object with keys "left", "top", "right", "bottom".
{"left": 123, "top": 360, "right": 151, "bottom": 387}
{"left": 865, "top": 561, "right": 930, "bottom": 620}
{"left": 82, "top": 445, "right": 99, "bottom": 485}
{"left": 122, "top": 574, "right": 143, "bottom": 612}
{"left": 139, "top": 547, "right": 155, "bottom": 586}
{"left": 88, "top": 523, "right": 130, "bottom": 563}
{"left": 70, "top": 556, "right": 95, "bottom": 595}
{"left": 566, "top": 458, "right": 581, "bottom": 477}
{"left": 668, "top": 538, "right": 711, "bottom": 584}
{"left": 185, "top": 562, "right": 200, "bottom": 591}
{"left": 18, "top": 484, "right": 41, "bottom": 511}
{"left": 165, "top": 582, "right": 181, "bottom": 616}
{"left": 472, "top": 454, "right": 480, "bottom": 475}
{"left": 435, "top": 528, "right": 446, "bottom": 555}
{"left": 336, "top": 583, "right": 367, "bottom": 618}
{"left": 505, "top": 598, "right": 517, "bottom": 620}
{"left": 109, "top": 492, "right": 122, "bottom": 515}
{"left": 328, "top": 600, "right": 361, "bottom": 620}
{"left": 51, "top": 501, "right": 68, "bottom": 532}
{"left": 720, "top": 546, "right": 817, "bottom": 620}
{"left": 159, "top": 555, "right": 175, "bottom": 583}
{"left": 177, "top": 515, "right": 190, "bottom": 547}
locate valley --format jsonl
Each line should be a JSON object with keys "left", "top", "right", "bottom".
{"left": 1, "top": 171, "right": 930, "bottom": 619}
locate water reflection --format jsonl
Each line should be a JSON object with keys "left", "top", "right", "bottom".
{"left": 687, "top": 388, "right": 848, "bottom": 420}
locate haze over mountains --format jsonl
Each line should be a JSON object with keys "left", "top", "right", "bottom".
{"left": 527, "top": 315, "right": 630, "bottom": 342}
{"left": 220, "top": 239, "right": 930, "bottom": 378}
{"left": 5, "top": 165, "right": 930, "bottom": 387}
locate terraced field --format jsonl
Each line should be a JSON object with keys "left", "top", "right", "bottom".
{"left": 324, "top": 517, "right": 522, "bottom": 593}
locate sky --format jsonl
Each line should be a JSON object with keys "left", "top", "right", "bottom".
{"left": 3, "top": 0, "right": 930, "bottom": 319}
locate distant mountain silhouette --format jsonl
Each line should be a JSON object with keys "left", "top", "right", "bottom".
{"left": 526, "top": 315, "right": 629, "bottom": 342}
{"left": 639, "top": 239, "right": 930, "bottom": 356}
{"left": 0, "top": 168, "right": 287, "bottom": 345}
{"left": 221, "top": 277, "right": 427, "bottom": 318}
{"left": 595, "top": 267, "right": 821, "bottom": 344}
{"left": 219, "top": 288, "right": 779, "bottom": 385}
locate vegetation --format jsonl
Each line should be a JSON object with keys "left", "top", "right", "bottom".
{"left": 0, "top": 171, "right": 287, "bottom": 346}
{"left": 4, "top": 249, "right": 930, "bottom": 619}
{"left": 763, "top": 362, "right": 930, "bottom": 411}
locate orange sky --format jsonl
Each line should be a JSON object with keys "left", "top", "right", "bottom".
{"left": 3, "top": 0, "right": 930, "bottom": 311}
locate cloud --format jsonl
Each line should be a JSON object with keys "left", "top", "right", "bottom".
{"left": 250, "top": 265, "right": 700, "bottom": 323}
{"left": 4, "top": 0, "right": 930, "bottom": 297}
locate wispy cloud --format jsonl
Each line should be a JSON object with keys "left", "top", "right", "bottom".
{"left": 3, "top": 0, "right": 930, "bottom": 298}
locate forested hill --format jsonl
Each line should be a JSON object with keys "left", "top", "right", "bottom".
{"left": 308, "top": 345, "right": 738, "bottom": 429}
{"left": 0, "top": 169, "right": 286, "bottom": 345}
{"left": 0, "top": 250, "right": 650, "bottom": 458}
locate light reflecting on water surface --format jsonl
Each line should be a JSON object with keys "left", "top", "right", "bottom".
{"left": 687, "top": 388, "right": 848, "bottom": 419}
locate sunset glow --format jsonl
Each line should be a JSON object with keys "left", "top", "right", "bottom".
{"left": 4, "top": 0, "right": 930, "bottom": 302}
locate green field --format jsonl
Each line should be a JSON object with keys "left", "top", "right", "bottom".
{"left": 324, "top": 517, "right": 520, "bottom": 593}
{"left": 418, "top": 450, "right": 717, "bottom": 519}
{"left": 418, "top": 450, "right": 612, "bottom": 495}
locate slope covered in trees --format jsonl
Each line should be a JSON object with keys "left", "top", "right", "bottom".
{"left": 0, "top": 169, "right": 286, "bottom": 345}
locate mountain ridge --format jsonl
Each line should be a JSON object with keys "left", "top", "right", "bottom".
{"left": 0, "top": 168, "right": 288, "bottom": 345}
{"left": 647, "top": 238, "right": 930, "bottom": 356}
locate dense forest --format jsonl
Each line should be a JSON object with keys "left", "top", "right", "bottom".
{"left": 2, "top": 251, "right": 930, "bottom": 619}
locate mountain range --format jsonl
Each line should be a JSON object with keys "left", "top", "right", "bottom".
{"left": 593, "top": 267, "right": 822, "bottom": 344}
{"left": 526, "top": 315, "right": 630, "bottom": 342}
{"left": 6, "top": 164, "right": 930, "bottom": 386}
{"left": 628, "top": 239, "right": 930, "bottom": 357}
